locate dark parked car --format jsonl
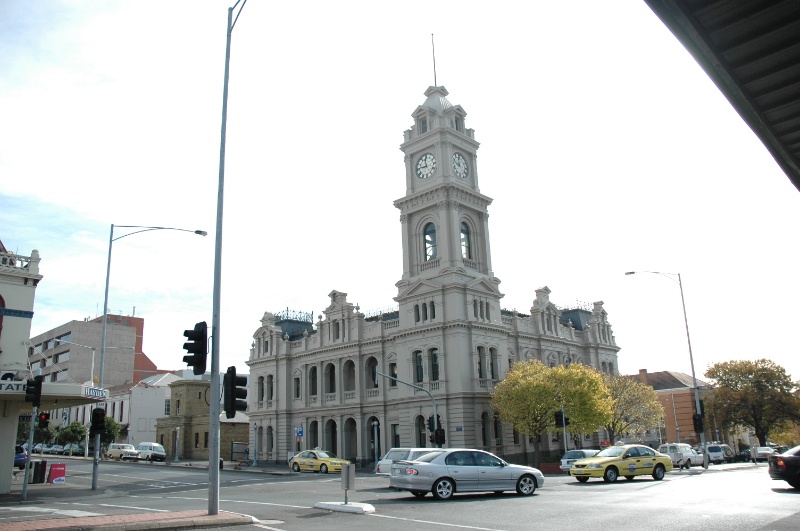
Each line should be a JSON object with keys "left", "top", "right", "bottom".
{"left": 14, "top": 445, "right": 28, "bottom": 470}
{"left": 732, "top": 449, "right": 752, "bottom": 462}
{"left": 768, "top": 444, "right": 800, "bottom": 489}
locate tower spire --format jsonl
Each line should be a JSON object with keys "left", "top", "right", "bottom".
{"left": 431, "top": 33, "right": 437, "bottom": 86}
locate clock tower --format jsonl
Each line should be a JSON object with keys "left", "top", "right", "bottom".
{"left": 394, "top": 86, "right": 503, "bottom": 328}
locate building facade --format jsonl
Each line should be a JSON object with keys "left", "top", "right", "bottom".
{"left": 246, "top": 87, "right": 621, "bottom": 466}
{"left": 155, "top": 379, "right": 248, "bottom": 461}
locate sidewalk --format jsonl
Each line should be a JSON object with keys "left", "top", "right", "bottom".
{"left": 0, "top": 459, "right": 269, "bottom": 531}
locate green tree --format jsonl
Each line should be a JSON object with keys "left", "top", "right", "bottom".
{"left": 100, "top": 416, "right": 122, "bottom": 452}
{"left": 61, "top": 422, "right": 88, "bottom": 454}
{"left": 491, "top": 360, "right": 611, "bottom": 465}
{"left": 705, "top": 359, "right": 800, "bottom": 446}
{"left": 602, "top": 374, "right": 665, "bottom": 443}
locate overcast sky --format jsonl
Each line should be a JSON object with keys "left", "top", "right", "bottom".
{"left": 2, "top": 1, "right": 798, "bottom": 384}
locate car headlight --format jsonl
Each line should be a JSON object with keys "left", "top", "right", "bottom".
{"left": 587, "top": 463, "right": 603, "bottom": 469}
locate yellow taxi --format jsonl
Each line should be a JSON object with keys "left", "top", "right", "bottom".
{"left": 288, "top": 449, "right": 350, "bottom": 473}
{"left": 569, "top": 444, "right": 673, "bottom": 483}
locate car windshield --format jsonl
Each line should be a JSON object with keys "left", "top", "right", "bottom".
{"left": 316, "top": 451, "right": 337, "bottom": 459}
{"left": 384, "top": 450, "right": 409, "bottom": 460}
{"left": 564, "top": 450, "right": 586, "bottom": 459}
{"left": 596, "top": 447, "right": 625, "bottom": 458}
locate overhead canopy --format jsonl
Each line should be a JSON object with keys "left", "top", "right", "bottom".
{"left": 645, "top": 0, "right": 800, "bottom": 191}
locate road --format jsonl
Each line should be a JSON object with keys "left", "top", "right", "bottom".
{"left": 1, "top": 459, "right": 798, "bottom": 530}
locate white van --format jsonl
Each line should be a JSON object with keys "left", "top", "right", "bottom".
{"left": 137, "top": 442, "right": 167, "bottom": 462}
{"left": 375, "top": 447, "right": 443, "bottom": 476}
{"left": 657, "top": 443, "right": 702, "bottom": 468}
{"left": 706, "top": 443, "right": 734, "bottom": 464}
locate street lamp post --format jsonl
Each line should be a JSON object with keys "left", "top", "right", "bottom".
{"left": 209, "top": 0, "right": 248, "bottom": 515}
{"left": 625, "top": 271, "right": 708, "bottom": 469}
{"left": 174, "top": 427, "right": 181, "bottom": 463}
{"left": 92, "top": 224, "right": 206, "bottom": 490}
{"left": 251, "top": 423, "right": 259, "bottom": 467}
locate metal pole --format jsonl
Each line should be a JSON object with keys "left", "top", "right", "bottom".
{"left": 209, "top": 2, "right": 240, "bottom": 514}
{"left": 561, "top": 407, "right": 568, "bottom": 452}
{"left": 677, "top": 273, "right": 707, "bottom": 469}
{"left": 251, "top": 424, "right": 259, "bottom": 466}
{"left": 22, "top": 405, "right": 37, "bottom": 501}
{"left": 92, "top": 223, "right": 114, "bottom": 491}
{"left": 373, "top": 420, "right": 379, "bottom": 469}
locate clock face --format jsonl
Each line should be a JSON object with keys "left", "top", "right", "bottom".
{"left": 416, "top": 152, "right": 437, "bottom": 179}
{"left": 452, "top": 153, "right": 468, "bottom": 179}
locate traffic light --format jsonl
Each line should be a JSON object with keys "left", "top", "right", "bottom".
{"left": 223, "top": 366, "right": 248, "bottom": 419}
{"left": 429, "top": 434, "right": 435, "bottom": 444}
{"left": 555, "top": 411, "right": 564, "bottom": 428}
{"left": 434, "top": 428, "right": 446, "bottom": 445}
{"left": 25, "top": 375, "right": 44, "bottom": 407}
{"left": 38, "top": 412, "right": 50, "bottom": 429}
{"left": 183, "top": 321, "right": 208, "bottom": 375}
{"left": 427, "top": 415, "right": 434, "bottom": 432}
{"left": 692, "top": 413, "right": 704, "bottom": 433}
{"left": 90, "top": 407, "right": 106, "bottom": 437}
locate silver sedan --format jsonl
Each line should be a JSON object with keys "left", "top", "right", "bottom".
{"left": 389, "top": 448, "right": 544, "bottom": 500}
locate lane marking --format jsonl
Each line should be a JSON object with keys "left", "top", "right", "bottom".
{"left": 0, "top": 507, "right": 101, "bottom": 517}
{"left": 370, "top": 513, "right": 508, "bottom": 530}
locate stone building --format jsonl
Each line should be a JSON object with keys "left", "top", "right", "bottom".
{"left": 156, "top": 378, "right": 248, "bottom": 461}
{"left": 246, "top": 86, "right": 621, "bottom": 465}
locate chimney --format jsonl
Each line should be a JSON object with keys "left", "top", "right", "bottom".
{"left": 638, "top": 369, "right": 648, "bottom": 385}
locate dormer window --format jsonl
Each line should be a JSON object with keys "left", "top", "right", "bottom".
{"left": 418, "top": 117, "right": 428, "bottom": 134}
{"left": 455, "top": 116, "right": 464, "bottom": 133}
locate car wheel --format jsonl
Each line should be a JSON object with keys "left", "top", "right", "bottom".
{"left": 625, "top": 476, "right": 634, "bottom": 481}
{"left": 652, "top": 464, "right": 666, "bottom": 481}
{"left": 603, "top": 466, "right": 618, "bottom": 483}
{"left": 320, "top": 464, "right": 328, "bottom": 474}
{"left": 411, "top": 491, "right": 427, "bottom": 498}
{"left": 576, "top": 477, "right": 589, "bottom": 483}
{"left": 684, "top": 460, "right": 691, "bottom": 469}
{"left": 516, "top": 475, "right": 537, "bottom": 496}
{"left": 292, "top": 462, "right": 300, "bottom": 472}
{"left": 432, "top": 478, "right": 455, "bottom": 500}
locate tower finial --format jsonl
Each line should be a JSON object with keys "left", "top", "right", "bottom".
{"left": 431, "top": 33, "right": 437, "bottom": 86}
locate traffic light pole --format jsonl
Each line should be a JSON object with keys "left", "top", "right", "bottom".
{"left": 377, "top": 372, "right": 440, "bottom": 447}
{"left": 209, "top": 1, "right": 247, "bottom": 514}
{"left": 21, "top": 405, "right": 37, "bottom": 501}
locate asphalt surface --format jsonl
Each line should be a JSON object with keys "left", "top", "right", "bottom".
{"left": 0, "top": 457, "right": 763, "bottom": 530}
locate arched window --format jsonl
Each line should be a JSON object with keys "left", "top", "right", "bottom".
{"left": 414, "top": 351, "right": 424, "bottom": 383}
{"left": 424, "top": 223, "right": 437, "bottom": 261}
{"left": 416, "top": 416, "right": 428, "bottom": 447}
{"left": 325, "top": 363, "right": 336, "bottom": 393}
{"left": 460, "top": 222, "right": 471, "bottom": 259}
{"left": 430, "top": 301, "right": 436, "bottom": 320}
{"left": 257, "top": 376, "right": 264, "bottom": 401}
{"left": 333, "top": 321, "right": 340, "bottom": 340}
{"left": 266, "top": 375, "right": 274, "bottom": 401}
{"left": 489, "top": 347, "right": 497, "bottom": 380}
{"left": 366, "top": 357, "right": 378, "bottom": 388}
{"left": 473, "top": 299, "right": 478, "bottom": 318}
{"left": 309, "top": 366, "right": 318, "bottom": 395}
{"left": 481, "top": 412, "right": 490, "bottom": 447}
{"left": 343, "top": 360, "right": 356, "bottom": 392}
{"left": 414, "top": 304, "right": 420, "bottom": 323}
{"left": 477, "top": 346, "right": 486, "bottom": 379}
{"left": 430, "top": 348, "right": 439, "bottom": 381}
{"left": 422, "top": 303, "right": 428, "bottom": 321}
{"left": 494, "top": 413, "right": 503, "bottom": 445}
{"left": 608, "top": 362, "right": 614, "bottom": 375}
